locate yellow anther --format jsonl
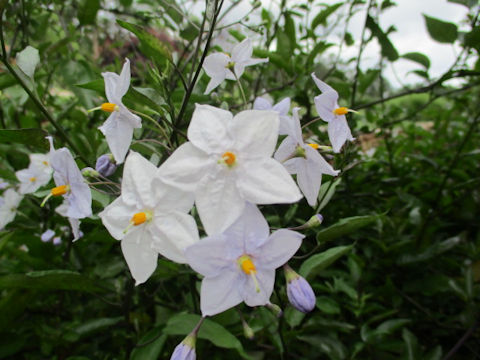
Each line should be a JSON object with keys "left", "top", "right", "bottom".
{"left": 131, "top": 212, "right": 147, "bottom": 226}
{"left": 29, "top": 177, "right": 36, "bottom": 182}
{"left": 101, "top": 102, "right": 118, "bottom": 113}
{"left": 221, "top": 151, "right": 236, "bottom": 166}
{"left": 42, "top": 161, "right": 48, "bottom": 166}
{"left": 307, "top": 143, "right": 319, "bottom": 150}
{"left": 241, "top": 258, "right": 256, "bottom": 275}
{"left": 51, "top": 185, "right": 68, "bottom": 196}
{"left": 333, "top": 107, "right": 348, "bottom": 116}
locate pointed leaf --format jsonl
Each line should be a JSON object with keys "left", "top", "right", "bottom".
{"left": 16, "top": 46, "right": 40, "bottom": 79}
{"left": 299, "top": 245, "right": 353, "bottom": 278}
{"left": 423, "top": 14, "right": 458, "bottom": 43}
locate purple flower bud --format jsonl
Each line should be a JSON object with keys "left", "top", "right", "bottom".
{"left": 170, "top": 334, "right": 196, "bottom": 360}
{"left": 284, "top": 265, "right": 316, "bottom": 313}
{"left": 41, "top": 229, "right": 55, "bottom": 242}
{"left": 95, "top": 154, "right": 117, "bottom": 177}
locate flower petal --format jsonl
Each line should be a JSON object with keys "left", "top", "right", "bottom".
{"left": 116, "top": 58, "right": 131, "bottom": 99}
{"left": 311, "top": 72, "right": 337, "bottom": 94}
{"left": 152, "top": 180, "right": 195, "bottom": 214}
{"left": 188, "top": 104, "right": 233, "bottom": 154}
{"left": 121, "top": 229, "right": 158, "bottom": 285}
{"left": 314, "top": 93, "right": 337, "bottom": 123}
{"left": 122, "top": 151, "right": 158, "bottom": 208}
{"left": 272, "top": 97, "right": 291, "bottom": 116}
{"left": 256, "top": 229, "right": 304, "bottom": 269}
{"left": 185, "top": 236, "right": 234, "bottom": 277}
{"left": 203, "top": 53, "right": 230, "bottom": 77}
{"left": 200, "top": 270, "right": 244, "bottom": 316}
{"left": 328, "top": 116, "right": 354, "bottom": 153}
{"left": 242, "top": 268, "right": 275, "bottom": 307}
{"left": 98, "top": 112, "right": 134, "bottom": 164}
{"left": 253, "top": 97, "right": 272, "bottom": 111}
{"left": 195, "top": 168, "right": 246, "bottom": 235}
{"left": 223, "top": 203, "right": 270, "bottom": 254}
{"left": 50, "top": 147, "right": 84, "bottom": 187}
{"left": 305, "top": 145, "right": 340, "bottom": 177}
{"left": 67, "top": 181, "right": 92, "bottom": 218}
{"left": 231, "top": 38, "right": 253, "bottom": 63}
{"left": 99, "top": 196, "right": 136, "bottom": 240}
{"left": 295, "top": 157, "right": 322, "bottom": 207}
{"left": 156, "top": 142, "right": 212, "bottom": 193}
{"left": 102, "top": 72, "right": 120, "bottom": 103}
{"left": 274, "top": 137, "right": 297, "bottom": 169}
{"left": 228, "top": 110, "right": 279, "bottom": 158}
{"left": 151, "top": 211, "right": 199, "bottom": 264}
{"left": 237, "top": 159, "right": 302, "bottom": 204}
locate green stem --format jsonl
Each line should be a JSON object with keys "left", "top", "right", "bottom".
{"left": 129, "top": 109, "right": 173, "bottom": 150}
{"left": 234, "top": 71, "right": 247, "bottom": 108}
{"left": 0, "top": 12, "right": 91, "bottom": 167}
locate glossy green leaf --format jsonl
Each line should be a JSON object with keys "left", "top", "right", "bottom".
{"left": 130, "top": 329, "right": 167, "bottom": 360}
{"left": 0, "top": 128, "right": 48, "bottom": 150}
{"left": 311, "top": 2, "right": 344, "bottom": 30}
{"left": 316, "top": 214, "right": 381, "bottom": 244}
{"left": 423, "top": 14, "right": 458, "bottom": 43}
{"left": 0, "top": 270, "right": 111, "bottom": 293}
{"left": 163, "top": 313, "right": 250, "bottom": 359}
{"left": 299, "top": 245, "right": 353, "bottom": 278}
{"left": 402, "top": 52, "right": 431, "bottom": 69}
{"left": 366, "top": 15, "right": 399, "bottom": 61}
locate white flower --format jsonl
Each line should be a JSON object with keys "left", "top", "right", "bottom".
{"left": 98, "top": 58, "right": 142, "bottom": 164}
{"left": 253, "top": 97, "right": 293, "bottom": 135}
{"left": 185, "top": 204, "right": 304, "bottom": 316}
{"left": 0, "top": 189, "right": 23, "bottom": 230}
{"left": 275, "top": 108, "right": 339, "bottom": 206}
{"left": 16, "top": 153, "right": 53, "bottom": 194}
{"left": 203, "top": 38, "right": 268, "bottom": 94}
{"left": 44, "top": 137, "right": 92, "bottom": 219}
{"left": 99, "top": 151, "right": 199, "bottom": 285}
{"left": 156, "top": 104, "right": 302, "bottom": 235}
{"left": 311, "top": 73, "right": 355, "bottom": 153}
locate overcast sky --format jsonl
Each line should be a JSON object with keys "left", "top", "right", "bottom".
{"left": 214, "top": 0, "right": 472, "bottom": 87}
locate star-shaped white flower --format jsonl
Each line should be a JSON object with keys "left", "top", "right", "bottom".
{"left": 311, "top": 73, "right": 355, "bottom": 153}
{"left": 98, "top": 58, "right": 142, "bottom": 164}
{"left": 44, "top": 137, "right": 92, "bottom": 219}
{"left": 156, "top": 104, "right": 302, "bottom": 235}
{"left": 16, "top": 153, "right": 52, "bottom": 194}
{"left": 100, "top": 151, "right": 199, "bottom": 285}
{"left": 203, "top": 38, "right": 268, "bottom": 94}
{"left": 185, "top": 204, "right": 304, "bottom": 316}
{"left": 0, "top": 189, "right": 23, "bottom": 230}
{"left": 275, "top": 108, "right": 339, "bottom": 206}
{"left": 253, "top": 97, "right": 293, "bottom": 135}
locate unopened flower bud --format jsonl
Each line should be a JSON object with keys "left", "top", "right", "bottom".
{"left": 265, "top": 302, "right": 283, "bottom": 318}
{"left": 95, "top": 154, "right": 117, "bottom": 177}
{"left": 290, "top": 214, "right": 323, "bottom": 231}
{"left": 82, "top": 167, "right": 100, "bottom": 177}
{"left": 52, "top": 236, "right": 62, "bottom": 246}
{"left": 284, "top": 264, "right": 316, "bottom": 313}
{"left": 242, "top": 319, "right": 255, "bottom": 340}
{"left": 170, "top": 333, "right": 196, "bottom": 360}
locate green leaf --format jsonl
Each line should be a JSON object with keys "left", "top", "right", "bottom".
{"left": 130, "top": 328, "right": 167, "bottom": 360}
{"left": 16, "top": 46, "right": 40, "bottom": 79}
{"left": 316, "top": 214, "right": 381, "bottom": 244}
{"left": 397, "top": 235, "right": 461, "bottom": 265}
{"left": 359, "top": 69, "right": 380, "bottom": 93}
{"left": 423, "top": 14, "right": 458, "bottom": 43}
{"left": 164, "top": 313, "right": 250, "bottom": 359}
{"left": 0, "top": 270, "right": 111, "bottom": 293}
{"left": 64, "top": 317, "right": 123, "bottom": 342}
{"left": 402, "top": 328, "right": 419, "bottom": 360}
{"left": 316, "top": 296, "right": 341, "bottom": 314}
{"left": 78, "top": 0, "right": 100, "bottom": 26}
{"left": 465, "top": 27, "right": 480, "bottom": 52}
{"left": 366, "top": 15, "right": 399, "bottom": 61}
{"left": 117, "top": 19, "right": 172, "bottom": 66}
{"left": 0, "top": 128, "right": 48, "bottom": 150}
{"left": 284, "top": 12, "right": 296, "bottom": 47}
{"left": 311, "top": 2, "right": 344, "bottom": 30}
{"left": 284, "top": 306, "right": 305, "bottom": 328}
{"left": 299, "top": 245, "right": 353, "bottom": 278}
{"left": 401, "top": 52, "right": 431, "bottom": 69}
{"left": 316, "top": 178, "right": 342, "bottom": 212}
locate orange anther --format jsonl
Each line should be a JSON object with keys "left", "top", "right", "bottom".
{"left": 131, "top": 212, "right": 147, "bottom": 226}
{"left": 51, "top": 185, "right": 68, "bottom": 196}
{"left": 101, "top": 102, "right": 118, "bottom": 113}
{"left": 222, "top": 151, "right": 236, "bottom": 166}
{"left": 29, "top": 177, "right": 36, "bottom": 182}
{"left": 333, "top": 107, "right": 348, "bottom": 116}
{"left": 307, "top": 143, "right": 319, "bottom": 150}
{"left": 240, "top": 257, "right": 256, "bottom": 275}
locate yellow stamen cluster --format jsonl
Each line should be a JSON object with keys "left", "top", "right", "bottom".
{"left": 131, "top": 212, "right": 147, "bottom": 226}
{"left": 333, "top": 107, "right": 348, "bottom": 116}
{"left": 29, "top": 177, "right": 36, "bottom": 182}
{"left": 220, "top": 151, "right": 236, "bottom": 167}
{"left": 51, "top": 185, "right": 68, "bottom": 196}
{"left": 101, "top": 102, "right": 118, "bottom": 113}
{"left": 238, "top": 255, "right": 261, "bottom": 293}
{"left": 42, "top": 161, "right": 49, "bottom": 166}
{"left": 307, "top": 143, "right": 319, "bottom": 150}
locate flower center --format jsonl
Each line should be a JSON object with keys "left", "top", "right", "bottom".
{"left": 307, "top": 143, "right": 319, "bottom": 150}
{"left": 51, "top": 185, "right": 69, "bottom": 196}
{"left": 219, "top": 151, "right": 236, "bottom": 167}
{"left": 225, "top": 61, "right": 235, "bottom": 70}
{"left": 29, "top": 177, "right": 36, "bottom": 182}
{"left": 101, "top": 103, "right": 119, "bottom": 113}
{"left": 42, "top": 161, "right": 49, "bottom": 166}
{"left": 333, "top": 107, "right": 348, "bottom": 116}
{"left": 238, "top": 255, "right": 260, "bottom": 293}
{"left": 123, "top": 210, "right": 153, "bottom": 234}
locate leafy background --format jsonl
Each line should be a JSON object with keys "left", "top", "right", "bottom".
{"left": 0, "top": 0, "right": 479, "bottom": 359}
